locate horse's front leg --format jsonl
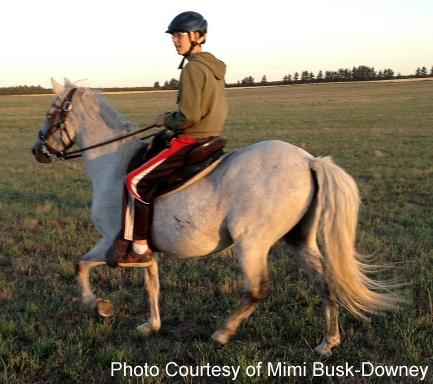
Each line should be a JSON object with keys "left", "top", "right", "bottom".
{"left": 75, "top": 239, "right": 115, "bottom": 316}
{"left": 137, "top": 253, "right": 161, "bottom": 333}
{"left": 75, "top": 259, "right": 114, "bottom": 316}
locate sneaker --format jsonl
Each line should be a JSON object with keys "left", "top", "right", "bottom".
{"left": 118, "top": 249, "right": 154, "bottom": 267}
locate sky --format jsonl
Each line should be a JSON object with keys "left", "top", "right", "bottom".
{"left": 1, "top": 0, "right": 432, "bottom": 88}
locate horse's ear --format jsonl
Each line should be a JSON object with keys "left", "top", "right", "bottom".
{"left": 64, "top": 78, "right": 73, "bottom": 86}
{"left": 51, "top": 78, "right": 65, "bottom": 96}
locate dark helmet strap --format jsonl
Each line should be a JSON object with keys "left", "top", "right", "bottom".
{"left": 178, "top": 56, "right": 187, "bottom": 70}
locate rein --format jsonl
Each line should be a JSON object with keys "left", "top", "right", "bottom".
{"left": 59, "top": 124, "right": 157, "bottom": 160}
{"left": 39, "top": 87, "right": 158, "bottom": 161}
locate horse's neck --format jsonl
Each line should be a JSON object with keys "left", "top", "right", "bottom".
{"left": 76, "top": 93, "right": 144, "bottom": 184}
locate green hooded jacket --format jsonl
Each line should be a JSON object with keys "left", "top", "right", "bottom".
{"left": 164, "top": 52, "right": 228, "bottom": 138}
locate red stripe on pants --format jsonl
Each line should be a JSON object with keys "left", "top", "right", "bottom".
{"left": 125, "top": 135, "right": 197, "bottom": 203}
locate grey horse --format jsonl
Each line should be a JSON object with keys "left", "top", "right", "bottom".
{"left": 32, "top": 79, "right": 401, "bottom": 357}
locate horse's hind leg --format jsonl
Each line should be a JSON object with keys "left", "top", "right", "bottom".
{"left": 285, "top": 237, "right": 340, "bottom": 357}
{"left": 212, "top": 244, "right": 270, "bottom": 345}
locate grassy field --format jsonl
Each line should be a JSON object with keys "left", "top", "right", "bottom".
{"left": 0, "top": 80, "right": 432, "bottom": 383}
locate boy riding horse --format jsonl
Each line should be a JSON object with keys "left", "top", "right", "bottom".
{"left": 106, "top": 11, "right": 229, "bottom": 267}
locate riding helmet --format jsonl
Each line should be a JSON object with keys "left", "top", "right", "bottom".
{"left": 166, "top": 11, "right": 207, "bottom": 43}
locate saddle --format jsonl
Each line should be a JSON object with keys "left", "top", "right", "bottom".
{"left": 155, "top": 140, "right": 227, "bottom": 196}
{"left": 127, "top": 133, "right": 228, "bottom": 197}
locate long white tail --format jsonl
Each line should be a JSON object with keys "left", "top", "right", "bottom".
{"left": 310, "top": 156, "right": 402, "bottom": 319}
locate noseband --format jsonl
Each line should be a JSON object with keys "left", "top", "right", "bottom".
{"left": 38, "top": 87, "right": 78, "bottom": 160}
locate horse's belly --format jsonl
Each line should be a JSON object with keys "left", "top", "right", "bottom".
{"left": 151, "top": 192, "right": 231, "bottom": 256}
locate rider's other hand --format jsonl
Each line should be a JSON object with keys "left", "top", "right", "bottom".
{"left": 155, "top": 114, "right": 167, "bottom": 127}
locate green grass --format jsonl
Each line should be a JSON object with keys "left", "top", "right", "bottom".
{"left": 0, "top": 80, "right": 432, "bottom": 383}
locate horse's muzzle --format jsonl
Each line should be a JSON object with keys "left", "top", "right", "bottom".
{"left": 32, "top": 144, "right": 54, "bottom": 164}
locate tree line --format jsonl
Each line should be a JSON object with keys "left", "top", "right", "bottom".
{"left": 234, "top": 65, "right": 433, "bottom": 87}
{"left": 0, "top": 85, "right": 53, "bottom": 96}
{"left": 1, "top": 65, "right": 432, "bottom": 95}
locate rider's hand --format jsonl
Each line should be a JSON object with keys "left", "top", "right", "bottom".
{"left": 155, "top": 114, "right": 167, "bottom": 127}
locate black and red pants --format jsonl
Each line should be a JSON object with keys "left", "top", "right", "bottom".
{"left": 123, "top": 135, "right": 198, "bottom": 241}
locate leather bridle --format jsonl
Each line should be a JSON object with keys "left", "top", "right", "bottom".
{"left": 37, "top": 87, "right": 158, "bottom": 161}
{"left": 38, "top": 87, "right": 78, "bottom": 160}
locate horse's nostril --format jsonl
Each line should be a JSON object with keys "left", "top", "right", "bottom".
{"left": 32, "top": 145, "right": 52, "bottom": 164}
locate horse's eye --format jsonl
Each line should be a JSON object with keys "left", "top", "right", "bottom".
{"left": 46, "top": 106, "right": 58, "bottom": 118}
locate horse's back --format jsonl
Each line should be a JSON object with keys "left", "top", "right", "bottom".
{"left": 224, "top": 140, "right": 312, "bottom": 173}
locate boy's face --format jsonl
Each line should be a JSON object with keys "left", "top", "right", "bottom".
{"left": 172, "top": 31, "right": 190, "bottom": 56}
{"left": 171, "top": 31, "right": 200, "bottom": 56}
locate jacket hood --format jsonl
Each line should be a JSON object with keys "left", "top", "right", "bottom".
{"left": 189, "top": 52, "right": 226, "bottom": 80}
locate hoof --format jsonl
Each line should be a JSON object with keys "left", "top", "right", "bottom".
{"left": 315, "top": 336, "right": 340, "bottom": 357}
{"left": 211, "top": 330, "right": 229, "bottom": 345}
{"left": 136, "top": 322, "right": 153, "bottom": 334}
{"left": 96, "top": 299, "right": 114, "bottom": 317}
{"left": 315, "top": 345, "right": 332, "bottom": 357}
